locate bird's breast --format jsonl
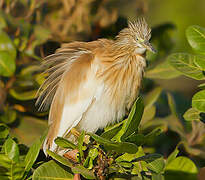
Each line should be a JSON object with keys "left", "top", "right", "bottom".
{"left": 99, "top": 55, "right": 146, "bottom": 111}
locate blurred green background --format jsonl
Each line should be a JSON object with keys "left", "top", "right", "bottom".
{"left": 0, "top": 1, "right": 205, "bottom": 179}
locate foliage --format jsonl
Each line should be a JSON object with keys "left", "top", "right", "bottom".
{"left": 0, "top": 0, "right": 204, "bottom": 180}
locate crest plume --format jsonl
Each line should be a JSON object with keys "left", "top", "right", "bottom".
{"left": 128, "top": 17, "right": 151, "bottom": 41}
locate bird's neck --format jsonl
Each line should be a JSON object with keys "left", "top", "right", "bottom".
{"left": 108, "top": 42, "right": 146, "bottom": 65}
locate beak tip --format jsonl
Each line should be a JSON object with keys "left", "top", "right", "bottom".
{"left": 152, "top": 48, "right": 157, "bottom": 53}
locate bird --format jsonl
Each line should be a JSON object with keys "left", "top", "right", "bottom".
{"left": 36, "top": 17, "right": 156, "bottom": 155}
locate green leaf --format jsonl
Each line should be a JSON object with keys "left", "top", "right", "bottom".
{"left": 46, "top": 150, "right": 95, "bottom": 179}
{"left": 10, "top": 116, "right": 47, "bottom": 147}
{"left": 186, "top": 25, "right": 205, "bottom": 55}
{"left": 147, "top": 157, "right": 165, "bottom": 174}
{"left": 141, "top": 105, "right": 156, "bottom": 124}
{"left": 0, "top": 30, "right": 16, "bottom": 77}
{"left": 165, "top": 157, "right": 198, "bottom": 180}
{"left": 166, "top": 148, "right": 179, "bottom": 165}
{"left": 54, "top": 137, "right": 77, "bottom": 150}
{"left": 47, "top": 150, "right": 73, "bottom": 168}
{"left": 130, "top": 153, "right": 164, "bottom": 174}
{"left": 0, "top": 14, "right": 7, "bottom": 29}
{"left": 144, "top": 87, "right": 162, "bottom": 108}
{"left": 125, "top": 133, "right": 145, "bottom": 146}
{"left": 72, "top": 165, "right": 95, "bottom": 179}
{"left": 0, "top": 51, "right": 16, "bottom": 77}
{"left": 145, "top": 60, "right": 181, "bottom": 79}
{"left": 0, "top": 30, "right": 16, "bottom": 58}
{"left": 144, "top": 127, "right": 163, "bottom": 144}
{"left": 183, "top": 108, "right": 201, "bottom": 121}
{"left": 116, "top": 147, "right": 148, "bottom": 174}
{"left": 88, "top": 148, "right": 98, "bottom": 160}
{"left": 168, "top": 53, "right": 205, "bottom": 80}
{"left": 100, "top": 121, "right": 123, "bottom": 140}
{"left": 78, "top": 131, "right": 85, "bottom": 160}
{"left": 9, "top": 89, "right": 37, "bottom": 101}
{"left": 131, "top": 153, "right": 163, "bottom": 163}
{"left": 0, "top": 108, "right": 17, "bottom": 124}
{"left": 194, "top": 56, "right": 205, "bottom": 70}
{"left": 88, "top": 133, "right": 138, "bottom": 154}
{"left": 192, "top": 90, "right": 205, "bottom": 112}
{"left": 4, "top": 138, "right": 19, "bottom": 163}
{"left": 113, "top": 97, "right": 144, "bottom": 141}
{"left": 167, "top": 93, "right": 177, "bottom": 117}
{"left": 34, "top": 25, "right": 51, "bottom": 44}
{"left": 0, "top": 123, "right": 9, "bottom": 139}
{"left": 152, "top": 173, "right": 165, "bottom": 180}
{"left": 24, "top": 129, "right": 48, "bottom": 172}
{"left": 0, "top": 154, "right": 25, "bottom": 180}
{"left": 198, "top": 82, "right": 205, "bottom": 89}
{"left": 32, "top": 160, "right": 73, "bottom": 180}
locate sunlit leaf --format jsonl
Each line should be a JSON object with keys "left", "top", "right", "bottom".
{"left": 125, "top": 133, "right": 145, "bottom": 145}
{"left": 0, "top": 51, "right": 15, "bottom": 77}
{"left": 34, "top": 25, "right": 51, "bottom": 43}
{"left": 11, "top": 116, "right": 47, "bottom": 146}
{"left": 183, "top": 108, "right": 201, "bottom": 121}
{"left": 0, "top": 108, "right": 17, "bottom": 124}
{"left": 144, "top": 127, "right": 163, "bottom": 144}
{"left": 165, "top": 156, "right": 198, "bottom": 180}
{"left": 88, "top": 133, "right": 138, "bottom": 154}
{"left": 47, "top": 150, "right": 73, "bottom": 168}
{"left": 113, "top": 97, "right": 144, "bottom": 141}
{"left": 32, "top": 160, "right": 73, "bottom": 180}
{"left": 166, "top": 147, "right": 179, "bottom": 165}
{"left": 72, "top": 165, "right": 95, "bottom": 179}
{"left": 116, "top": 147, "right": 148, "bottom": 174}
{"left": 0, "top": 30, "right": 16, "bottom": 77}
{"left": 192, "top": 90, "right": 205, "bottom": 112}
{"left": 141, "top": 105, "right": 156, "bottom": 124}
{"left": 144, "top": 87, "right": 162, "bottom": 108}
{"left": 0, "top": 123, "right": 9, "bottom": 139}
{"left": 54, "top": 137, "right": 77, "bottom": 150}
{"left": 145, "top": 60, "right": 181, "bottom": 79}
{"left": 24, "top": 129, "right": 48, "bottom": 172}
{"left": 194, "top": 56, "right": 205, "bottom": 70}
{"left": 4, "top": 138, "right": 19, "bottom": 163}
{"left": 0, "top": 154, "right": 25, "bottom": 180}
{"left": 0, "top": 14, "right": 6, "bottom": 29}
{"left": 167, "top": 92, "right": 177, "bottom": 117}
{"left": 168, "top": 53, "right": 205, "bottom": 80}
{"left": 9, "top": 89, "right": 37, "bottom": 101}
{"left": 147, "top": 157, "right": 165, "bottom": 173}
{"left": 198, "top": 83, "right": 205, "bottom": 89}
{"left": 88, "top": 148, "right": 98, "bottom": 160}
{"left": 186, "top": 25, "right": 205, "bottom": 55}
{"left": 0, "top": 30, "right": 16, "bottom": 58}
{"left": 131, "top": 153, "right": 163, "bottom": 163}
{"left": 101, "top": 121, "right": 123, "bottom": 140}
{"left": 78, "top": 131, "right": 85, "bottom": 160}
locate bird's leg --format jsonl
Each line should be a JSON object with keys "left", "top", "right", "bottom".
{"left": 71, "top": 127, "right": 80, "bottom": 137}
{"left": 63, "top": 128, "right": 81, "bottom": 162}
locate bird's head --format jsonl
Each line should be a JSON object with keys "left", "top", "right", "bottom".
{"left": 116, "top": 17, "right": 156, "bottom": 54}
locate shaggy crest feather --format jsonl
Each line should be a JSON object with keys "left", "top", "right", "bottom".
{"left": 128, "top": 17, "right": 151, "bottom": 41}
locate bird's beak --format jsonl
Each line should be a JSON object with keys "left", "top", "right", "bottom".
{"left": 144, "top": 42, "right": 157, "bottom": 53}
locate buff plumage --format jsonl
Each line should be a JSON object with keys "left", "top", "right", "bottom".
{"left": 36, "top": 17, "right": 155, "bottom": 154}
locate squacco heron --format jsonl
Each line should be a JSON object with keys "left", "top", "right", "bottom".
{"left": 36, "top": 17, "right": 156, "bottom": 155}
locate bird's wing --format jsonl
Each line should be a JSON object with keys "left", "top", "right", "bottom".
{"left": 36, "top": 46, "right": 99, "bottom": 154}
{"left": 35, "top": 43, "right": 91, "bottom": 111}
